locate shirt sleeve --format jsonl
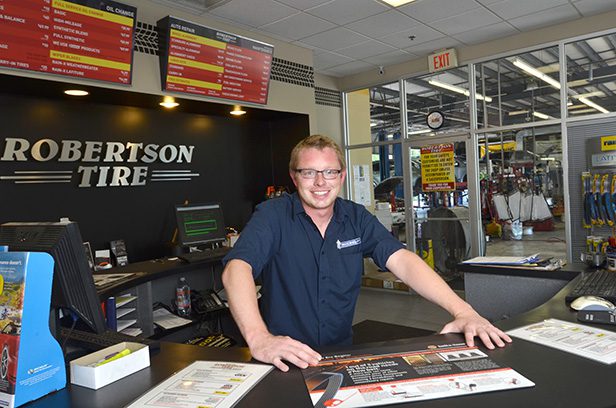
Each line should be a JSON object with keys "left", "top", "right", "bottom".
{"left": 359, "top": 208, "right": 405, "bottom": 271}
{"left": 222, "top": 202, "right": 278, "bottom": 278}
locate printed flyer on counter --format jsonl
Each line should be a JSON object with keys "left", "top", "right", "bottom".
{"left": 126, "top": 361, "right": 272, "bottom": 408}
{"left": 302, "top": 340, "right": 534, "bottom": 408}
{"left": 507, "top": 318, "right": 616, "bottom": 364}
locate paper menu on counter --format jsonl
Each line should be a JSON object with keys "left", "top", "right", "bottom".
{"left": 302, "top": 339, "right": 534, "bottom": 407}
{"left": 126, "top": 360, "right": 273, "bottom": 408}
{"left": 507, "top": 318, "right": 616, "bottom": 364}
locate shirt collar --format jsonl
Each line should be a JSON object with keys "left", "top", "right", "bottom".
{"left": 291, "top": 192, "right": 347, "bottom": 223}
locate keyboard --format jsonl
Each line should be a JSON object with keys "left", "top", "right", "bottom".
{"left": 566, "top": 271, "right": 616, "bottom": 303}
{"left": 60, "top": 327, "right": 160, "bottom": 351}
{"left": 178, "top": 247, "right": 231, "bottom": 263}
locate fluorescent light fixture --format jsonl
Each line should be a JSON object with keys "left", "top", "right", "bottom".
{"left": 408, "top": 129, "right": 432, "bottom": 135}
{"left": 508, "top": 110, "right": 528, "bottom": 116}
{"left": 428, "top": 79, "right": 493, "bottom": 102}
{"left": 370, "top": 122, "right": 377, "bottom": 127}
{"left": 512, "top": 58, "right": 561, "bottom": 90}
{"left": 532, "top": 111, "right": 550, "bottom": 120}
{"left": 159, "top": 96, "right": 179, "bottom": 108}
{"left": 379, "top": 0, "right": 416, "bottom": 6}
{"left": 572, "top": 91, "right": 605, "bottom": 99}
{"left": 230, "top": 105, "right": 246, "bottom": 116}
{"left": 578, "top": 97, "right": 609, "bottom": 113}
{"left": 570, "top": 108, "right": 598, "bottom": 114}
{"left": 64, "top": 89, "right": 89, "bottom": 96}
{"left": 540, "top": 157, "right": 556, "bottom": 161}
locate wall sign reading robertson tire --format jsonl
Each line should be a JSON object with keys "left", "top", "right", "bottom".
{"left": 0, "top": 252, "right": 65, "bottom": 408}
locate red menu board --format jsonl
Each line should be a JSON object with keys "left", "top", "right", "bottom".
{"left": 158, "top": 16, "right": 274, "bottom": 105}
{"left": 0, "top": 0, "right": 136, "bottom": 84}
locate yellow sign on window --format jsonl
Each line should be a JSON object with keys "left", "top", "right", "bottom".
{"left": 420, "top": 143, "right": 455, "bottom": 191}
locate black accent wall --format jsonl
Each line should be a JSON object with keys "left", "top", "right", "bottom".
{"left": 0, "top": 76, "right": 308, "bottom": 261}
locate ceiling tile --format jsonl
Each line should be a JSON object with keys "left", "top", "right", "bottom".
{"left": 362, "top": 49, "right": 416, "bottom": 66}
{"left": 336, "top": 40, "right": 397, "bottom": 59}
{"left": 209, "top": 0, "right": 298, "bottom": 27}
{"left": 456, "top": 22, "right": 518, "bottom": 45}
{"left": 403, "top": 36, "right": 462, "bottom": 56}
{"left": 274, "top": 0, "right": 332, "bottom": 9}
{"left": 259, "top": 12, "right": 336, "bottom": 40}
{"left": 475, "top": 0, "right": 502, "bottom": 4}
{"left": 380, "top": 23, "right": 444, "bottom": 48}
{"left": 398, "top": 0, "right": 482, "bottom": 23}
{"left": 573, "top": 0, "right": 616, "bottom": 16}
{"left": 313, "top": 51, "right": 354, "bottom": 69}
{"left": 325, "top": 60, "right": 377, "bottom": 76}
{"left": 508, "top": 4, "right": 580, "bottom": 30}
{"left": 300, "top": 27, "right": 370, "bottom": 51}
{"left": 486, "top": 0, "right": 570, "bottom": 20}
{"left": 430, "top": 7, "right": 502, "bottom": 35}
{"left": 148, "top": 0, "right": 209, "bottom": 14}
{"left": 345, "top": 10, "right": 420, "bottom": 38}
{"left": 306, "top": 0, "right": 389, "bottom": 25}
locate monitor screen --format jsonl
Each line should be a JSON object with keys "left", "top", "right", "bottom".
{"left": 0, "top": 221, "right": 107, "bottom": 334}
{"left": 175, "top": 203, "right": 226, "bottom": 247}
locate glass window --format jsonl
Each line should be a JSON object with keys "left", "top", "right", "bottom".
{"left": 566, "top": 34, "right": 616, "bottom": 117}
{"left": 476, "top": 46, "right": 560, "bottom": 128}
{"left": 347, "top": 145, "right": 406, "bottom": 242}
{"left": 404, "top": 67, "right": 470, "bottom": 136}
{"left": 477, "top": 126, "right": 565, "bottom": 260}
{"left": 348, "top": 83, "right": 401, "bottom": 146}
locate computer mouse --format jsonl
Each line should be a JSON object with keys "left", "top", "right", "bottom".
{"left": 570, "top": 296, "right": 616, "bottom": 311}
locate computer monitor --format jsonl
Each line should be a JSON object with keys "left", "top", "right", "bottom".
{"left": 0, "top": 221, "right": 107, "bottom": 335}
{"left": 175, "top": 203, "right": 227, "bottom": 247}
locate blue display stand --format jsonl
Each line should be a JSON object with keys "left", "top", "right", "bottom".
{"left": 0, "top": 252, "right": 66, "bottom": 407}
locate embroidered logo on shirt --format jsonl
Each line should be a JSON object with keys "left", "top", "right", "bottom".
{"left": 336, "top": 237, "right": 361, "bottom": 249}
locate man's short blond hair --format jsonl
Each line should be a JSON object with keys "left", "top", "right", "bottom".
{"left": 289, "top": 134, "right": 346, "bottom": 172}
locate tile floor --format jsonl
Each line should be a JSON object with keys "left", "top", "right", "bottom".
{"left": 354, "top": 220, "right": 567, "bottom": 331}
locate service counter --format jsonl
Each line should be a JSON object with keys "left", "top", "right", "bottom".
{"left": 23, "top": 265, "right": 616, "bottom": 407}
{"left": 459, "top": 263, "right": 581, "bottom": 321}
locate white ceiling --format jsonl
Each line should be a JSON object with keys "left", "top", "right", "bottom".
{"left": 147, "top": 0, "right": 616, "bottom": 77}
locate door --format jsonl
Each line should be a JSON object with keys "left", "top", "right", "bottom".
{"left": 406, "top": 134, "right": 479, "bottom": 278}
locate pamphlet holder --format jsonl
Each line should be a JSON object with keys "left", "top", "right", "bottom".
{"left": 0, "top": 252, "right": 66, "bottom": 408}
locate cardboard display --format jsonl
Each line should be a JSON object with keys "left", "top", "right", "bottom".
{"left": 0, "top": 252, "right": 66, "bottom": 407}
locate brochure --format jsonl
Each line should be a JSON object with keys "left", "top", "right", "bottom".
{"left": 302, "top": 339, "right": 534, "bottom": 408}
{"left": 507, "top": 318, "right": 616, "bottom": 364}
{"left": 126, "top": 360, "right": 272, "bottom": 408}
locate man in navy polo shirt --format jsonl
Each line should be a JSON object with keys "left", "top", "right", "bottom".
{"left": 222, "top": 135, "right": 511, "bottom": 372}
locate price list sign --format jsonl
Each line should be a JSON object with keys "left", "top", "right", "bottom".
{"left": 0, "top": 0, "right": 136, "bottom": 84}
{"left": 158, "top": 16, "right": 274, "bottom": 105}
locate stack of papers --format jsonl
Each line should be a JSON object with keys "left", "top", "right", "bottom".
{"left": 462, "top": 253, "right": 541, "bottom": 265}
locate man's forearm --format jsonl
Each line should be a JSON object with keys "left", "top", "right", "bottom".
{"left": 221, "top": 259, "right": 270, "bottom": 346}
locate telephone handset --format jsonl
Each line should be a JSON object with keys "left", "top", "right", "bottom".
{"left": 192, "top": 289, "right": 226, "bottom": 315}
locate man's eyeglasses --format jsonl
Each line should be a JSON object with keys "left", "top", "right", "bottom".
{"left": 295, "top": 168, "right": 342, "bottom": 180}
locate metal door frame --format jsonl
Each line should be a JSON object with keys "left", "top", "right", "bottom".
{"left": 403, "top": 132, "right": 481, "bottom": 259}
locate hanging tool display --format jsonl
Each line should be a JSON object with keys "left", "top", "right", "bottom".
{"left": 593, "top": 173, "right": 603, "bottom": 226}
{"left": 582, "top": 172, "right": 595, "bottom": 228}
{"left": 602, "top": 174, "right": 615, "bottom": 226}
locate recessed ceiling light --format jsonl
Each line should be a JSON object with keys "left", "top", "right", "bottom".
{"left": 230, "top": 105, "right": 246, "bottom": 116}
{"left": 159, "top": 96, "right": 179, "bottom": 108}
{"left": 64, "top": 89, "right": 89, "bottom": 96}
{"left": 380, "top": 0, "right": 416, "bottom": 6}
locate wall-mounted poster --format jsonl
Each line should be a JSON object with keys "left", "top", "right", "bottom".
{"left": 157, "top": 16, "right": 274, "bottom": 105}
{"left": 0, "top": 0, "right": 137, "bottom": 85}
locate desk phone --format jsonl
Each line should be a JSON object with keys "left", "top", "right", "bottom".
{"left": 192, "top": 289, "right": 226, "bottom": 315}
